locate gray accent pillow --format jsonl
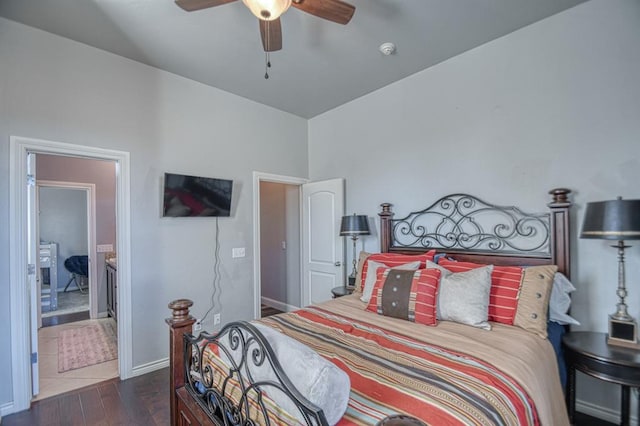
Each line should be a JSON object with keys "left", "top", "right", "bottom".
{"left": 428, "top": 261, "right": 493, "bottom": 330}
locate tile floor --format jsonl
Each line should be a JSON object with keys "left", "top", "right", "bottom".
{"left": 35, "top": 318, "right": 119, "bottom": 401}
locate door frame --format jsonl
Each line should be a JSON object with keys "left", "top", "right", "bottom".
{"left": 9, "top": 136, "right": 133, "bottom": 412}
{"left": 37, "top": 180, "right": 98, "bottom": 319}
{"left": 252, "top": 172, "right": 308, "bottom": 320}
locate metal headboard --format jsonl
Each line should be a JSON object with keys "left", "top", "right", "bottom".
{"left": 379, "top": 188, "right": 572, "bottom": 276}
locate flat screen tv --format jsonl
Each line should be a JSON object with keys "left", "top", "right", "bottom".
{"left": 162, "top": 172, "right": 233, "bottom": 217}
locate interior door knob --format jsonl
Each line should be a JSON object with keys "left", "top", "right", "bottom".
{"left": 334, "top": 261, "right": 341, "bottom": 266}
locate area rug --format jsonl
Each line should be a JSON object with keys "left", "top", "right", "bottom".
{"left": 58, "top": 319, "right": 117, "bottom": 373}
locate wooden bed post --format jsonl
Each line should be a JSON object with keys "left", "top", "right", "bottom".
{"left": 166, "top": 299, "right": 196, "bottom": 426}
{"left": 379, "top": 203, "right": 393, "bottom": 253}
{"left": 548, "top": 188, "right": 572, "bottom": 279}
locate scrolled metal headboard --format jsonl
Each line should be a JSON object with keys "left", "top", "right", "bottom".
{"left": 389, "top": 193, "right": 550, "bottom": 255}
{"left": 379, "top": 188, "right": 572, "bottom": 276}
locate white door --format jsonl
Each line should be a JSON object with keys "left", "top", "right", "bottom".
{"left": 302, "top": 178, "right": 345, "bottom": 306}
{"left": 27, "top": 152, "right": 39, "bottom": 396}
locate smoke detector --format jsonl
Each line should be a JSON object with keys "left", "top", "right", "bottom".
{"left": 379, "top": 42, "right": 396, "bottom": 56}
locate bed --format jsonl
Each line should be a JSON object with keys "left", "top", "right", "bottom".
{"left": 166, "top": 188, "right": 573, "bottom": 425}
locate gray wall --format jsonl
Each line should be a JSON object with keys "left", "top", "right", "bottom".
{"left": 309, "top": 0, "right": 640, "bottom": 419}
{"left": 0, "top": 16, "right": 308, "bottom": 409}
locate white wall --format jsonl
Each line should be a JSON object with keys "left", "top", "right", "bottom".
{"left": 0, "top": 17, "right": 308, "bottom": 409}
{"left": 309, "top": 0, "right": 640, "bottom": 420}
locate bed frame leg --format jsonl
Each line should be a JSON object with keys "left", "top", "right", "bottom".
{"left": 166, "top": 299, "right": 196, "bottom": 426}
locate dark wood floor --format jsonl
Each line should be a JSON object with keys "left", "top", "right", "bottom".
{"left": 2, "top": 365, "right": 615, "bottom": 426}
{"left": 2, "top": 368, "right": 169, "bottom": 426}
{"left": 261, "top": 304, "right": 283, "bottom": 318}
{"left": 42, "top": 310, "right": 90, "bottom": 327}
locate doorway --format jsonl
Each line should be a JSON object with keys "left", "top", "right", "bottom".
{"left": 252, "top": 172, "right": 345, "bottom": 320}
{"left": 9, "top": 136, "right": 133, "bottom": 413}
{"left": 37, "top": 181, "right": 97, "bottom": 323}
{"left": 259, "top": 181, "right": 301, "bottom": 316}
{"left": 33, "top": 158, "right": 117, "bottom": 401}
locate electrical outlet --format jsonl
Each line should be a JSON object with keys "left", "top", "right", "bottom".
{"left": 214, "top": 313, "right": 221, "bottom": 325}
{"left": 232, "top": 247, "right": 245, "bottom": 258}
{"left": 193, "top": 320, "right": 202, "bottom": 332}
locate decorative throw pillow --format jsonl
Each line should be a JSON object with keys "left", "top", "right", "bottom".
{"left": 360, "top": 259, "right": 421, "bottom": 303}
{"left": 359, "top": 251, "right": 436, "bottom": 293}
{"left": 438, "top": 259, "right": 523, "bottom": 325}
{"left": 353, "top": 251, "right": 372, "bottom": 295}
{"left": 366, "top": 268, "right": 441, "bottom": 326}
{"left": 428, "top": 261, "right": 493, "bottom": 330}
{"left": 513, "top": 265, "right": 557, "bottom": 338}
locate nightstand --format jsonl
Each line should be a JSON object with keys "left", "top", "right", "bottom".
{"left": 563, "top": 331, "right": 640, "bottom": 426}
{"left": 331, "top": 286, "right": 353, "bottom": 298}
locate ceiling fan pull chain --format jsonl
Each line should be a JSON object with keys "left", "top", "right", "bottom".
{"left": 264, "top": 52, "right": 271, "bottom": 79}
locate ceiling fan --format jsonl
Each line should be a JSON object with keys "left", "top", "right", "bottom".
{"left": 175, "top": 0, "right": 356, "bottom": 52}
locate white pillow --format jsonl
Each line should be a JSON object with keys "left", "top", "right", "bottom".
{"left": 549, "top": 273, "right": 580, "bottom": 326}
{"left": 360, "top": 259, "right": 421, "bottom": 303}
{"left": 428, "top": 261, "right": 493, "bottom": 330}
{"left": 253, "top": 323, "right": 350, "bottom": 425}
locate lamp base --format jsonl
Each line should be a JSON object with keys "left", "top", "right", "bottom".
{"left": 347, "top": 275, "right": 356, "bottom": 288}
{"left": 608, "top": 316, "right": 640, "bottom": 349}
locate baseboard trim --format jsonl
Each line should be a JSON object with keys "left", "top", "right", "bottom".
{"left": 1, "top": 401, "right": 14, "bottom": 417}
{"left": 261, "top": 297, "right": 298, "bottom": 313}
{"left": 576, "top": 398, "right": 632, "bottom": 424}
{"left": 131, "top": 357, "right": 169, "bottom": 377}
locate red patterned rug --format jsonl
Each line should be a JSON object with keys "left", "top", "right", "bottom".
{"left": 58, "top": 320, "right": 117, "bottom": 373}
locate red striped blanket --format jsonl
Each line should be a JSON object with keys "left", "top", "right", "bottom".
{"left": 201, "top": 294, "right": 569, "bottom": 425}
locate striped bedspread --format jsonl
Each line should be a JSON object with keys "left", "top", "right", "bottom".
{"left": 259, "top": 295, "right": 569, "bottom": 426}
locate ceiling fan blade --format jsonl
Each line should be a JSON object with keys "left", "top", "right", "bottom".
{"left": 291, "top": 0, "right": 355, "bottom": 25}
{"left": 260, "top": 19, "right": 283, "bottom": 52}
{"left": 175, "top": 0, "right": 237, "bottom": 12}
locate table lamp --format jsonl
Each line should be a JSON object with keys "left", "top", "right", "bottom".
{"left": 340, "top": 214, "right": 370, "bottom": 287}
{"left": 581, "top": 197, "right": 640, "bottom": 348}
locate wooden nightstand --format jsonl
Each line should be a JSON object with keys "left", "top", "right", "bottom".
{"left": 331, "top": 286, "right": 354, "bottom": 298}
{"left": 563, "top": 331, "right": 640, "bottom": 426}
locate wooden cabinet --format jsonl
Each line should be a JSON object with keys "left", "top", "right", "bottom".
{"left": 106, "top": 262, "right": 117, "bottom": 321}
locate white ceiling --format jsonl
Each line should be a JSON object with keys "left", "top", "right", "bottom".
{"left": 0, "top": 0, "right": 587, "bottom": 118}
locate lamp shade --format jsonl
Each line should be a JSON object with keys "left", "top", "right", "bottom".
{"left": 340, "top": 214, "right": 370, "bottom": 236}
{"left": 581, "top": 198, "right": 640, "bottom": 240}
{"left": 242, "top": 0, "right": 291, "bottom": 20}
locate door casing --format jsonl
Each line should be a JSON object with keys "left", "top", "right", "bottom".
{"left": 252, "top": 172, "right": 308, "bottom": 320}
{"left": 252, "top": 172, "right": 345, "bottom": 319}
{"left": 9, "top": 136, "right": 132, "bottom": 414}
{"left": 37, "top": 180, "right": 98, "bottom": 320}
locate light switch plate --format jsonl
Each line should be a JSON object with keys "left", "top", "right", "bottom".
{"left": 97, "top": 244, "right": 113, "bottom": 253}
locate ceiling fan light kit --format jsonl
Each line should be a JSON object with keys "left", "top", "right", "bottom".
{"left": 242, "top": 0, "right": 291, "bottom": 20}
{"left": 176, "top": 0, "right": 355, "bottom": 76}
{"left": 176, "top": 0, "right": 355, "bottom": 52}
